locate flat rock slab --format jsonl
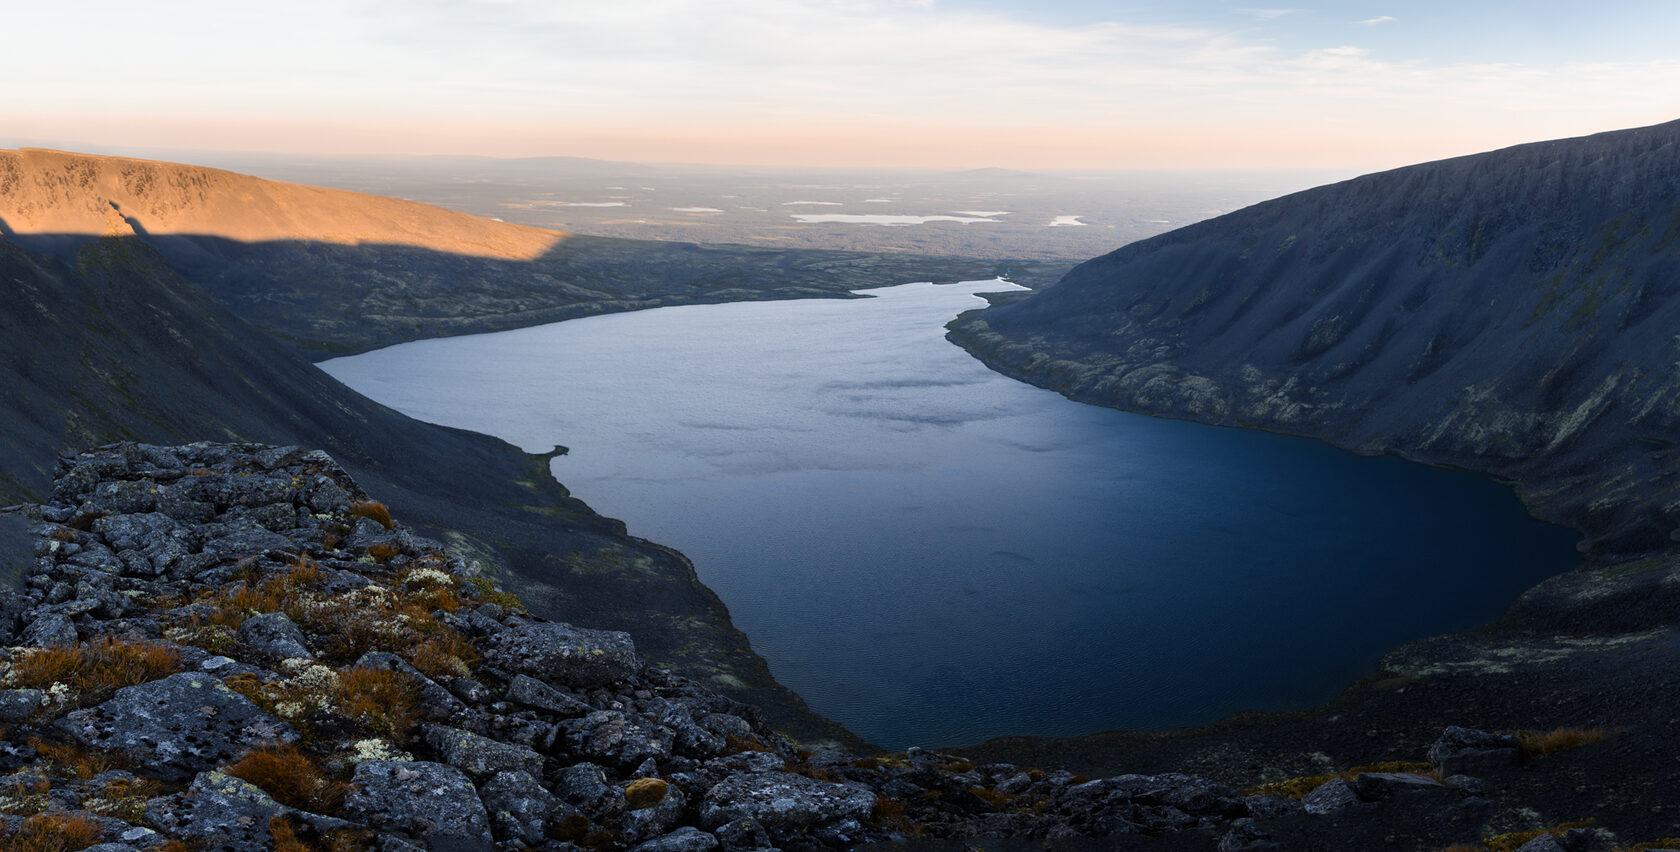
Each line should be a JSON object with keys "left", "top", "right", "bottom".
{"left": 483, "top": 621, "right": 641, "bottom": 688}
{"left": 424, "top": 724, "right": 544, "bottom": 779}
{"left": 344, "top": 760, "right": 493, "bottom": 852}
{"left": 699, "top": 771, "right": 874, "bottom": 832}
{"left": 58, "top": 672, "right": 298, "bottom": 781}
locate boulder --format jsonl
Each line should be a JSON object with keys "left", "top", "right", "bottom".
{"left": 1352, "top": 771, "right": 1445, "bottom": 801}
{"left": 505, "top": 673, "right": 593, "bottom": 718}
{"left": 343, "top": 760, "right": 493, "bottom": 852}
{"left": 483, "top": 621, "right": 641, "bottom": 688}
{"left": 479, "top": 769, "right": 573, "bottom": 846}
{"left": 58, "top": 672, "right": 298, "bottom": 781}
{"left": 699, "top": 771, "right": 875, "bottom": 835}
{"left": 630, "top": 826, "right": 721, "bottom": 852}
{"left": 1429, "top": 726, "right": 1521, "bottom": 777}
{"left": 21, "top": 612, "right": 78, "bottom": 648}
{"left": 423, "top": 724, "right": 544, "bottom": 779}
{"left": 1301, "top": 778, "right": 1359, "bottom": 815}
{"left": 237, "top": 611, "right": 311, "bottom": 660}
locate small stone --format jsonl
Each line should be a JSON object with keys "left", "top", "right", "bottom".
{"left": 505, "top": 673, "right": 593, "bottom": 718}
{"left": 699, "top": 771, "right": 875, "bottom": 834}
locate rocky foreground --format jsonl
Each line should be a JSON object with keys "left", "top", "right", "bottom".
{"left": 0, "top": 443, "right": 1668, "bottom": 852}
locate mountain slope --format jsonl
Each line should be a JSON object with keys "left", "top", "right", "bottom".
{"left": 0, "top": 231, "right": 861, "bottom": 747}
{"left": 951, "top": 118, "right": 1680, "bottom": 553}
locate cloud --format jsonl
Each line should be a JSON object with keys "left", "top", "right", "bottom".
{"left": 1237, "top": 8, "right": 1304, "bottom": 19}
{"left": 1357, "top": 15, "right": 1397, "bottom": 25}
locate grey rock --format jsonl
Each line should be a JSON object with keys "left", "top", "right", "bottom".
{"left": 1300, "top": 778, "right": 1359, "bottom": 815}
{"left": 143, "top": 770, "right": 291, "bottom": 849}
{"left": 567, "top": 709, "right": 675, "bottom": 769}
{"left": 0, "top": 689, "right": 45, "bottom": 723}
{"left": 306, "top": 476, "right": 352, "bottom": 515}
{"left": 237, "top": 611, "right": 312, "bottom": 660}
{"left": 699, "top": 771, "right": 875, "bottom": 833}
{"left": 58, "top": 671, "right": 298, "bottom": 781}
{"left": 505, "top": 673, "right": 593, "bottom": 718}
{"left": 1429, "top": 726, "right": 1522, "bottom": 777}
{"left": 479, "top": 769, "right": 573, "bottom": 846}
{"left": 630, "top": 826, "right": 721, "bottom": 852}
{"left": 1219, "top": 818, "right": 1279, "bottom": 852}
{"left": 1445, "top": 774, "right": 1489, "bottom": 797}
{"left": 21, "top": 611, "right": 78, "bottom": 647}
{"left": 201, "top": 519, "right": 295, "bottom": 557}
{"left": 1352, "top": 771, "right": 1445, "bottom": 801}
{"left": 92, "top": 480, "right": 161, "bottom": 514}
{"left": 712, "top": 817, "right": 770, "bottom": 851}
{"left": 553, "top": 762, "right": 626, "bottom": 822}
{"left": 344, "top": 760, "right": 494, "bottom": 852}
{"left": 623, "top": 779, "right": 687, "bottom": 845}
{"left": 484, "top": 621, "right": 642, "bottom": 688}
{"left": 1514, "top": 835, "right": 1571, "bottom": 852}
{"left": 1242, "top": 793, "right": 1303, "bottom": 820}
{"left": 424, "top": 724, "right": 544, "bottom": 779}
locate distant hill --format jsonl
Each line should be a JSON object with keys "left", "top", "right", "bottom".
{"left": 1, "top": 148, "right": 1030, "bottom": 357}
{"left": 951, "top": 118, "right": 1680, "bottom": 553}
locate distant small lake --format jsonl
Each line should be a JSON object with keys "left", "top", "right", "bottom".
{"left": 323, "top": 281, "right": 1578, "bottom": 750}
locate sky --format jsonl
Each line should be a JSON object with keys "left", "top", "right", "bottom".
{"left": 4, "top": 0, "right": 1678, "bottom": 171}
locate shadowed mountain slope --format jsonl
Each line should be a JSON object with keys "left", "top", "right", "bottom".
{"left": 951, "top": 118, "right": 1680, "bottom": 554}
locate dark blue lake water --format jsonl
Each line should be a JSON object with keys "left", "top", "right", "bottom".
{"left": 323, "top": 280, "right": 1579, "bottom": 749}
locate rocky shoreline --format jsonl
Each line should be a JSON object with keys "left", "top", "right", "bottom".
{"left": 4, "top": 443, "right": 1674, "bottom": 851}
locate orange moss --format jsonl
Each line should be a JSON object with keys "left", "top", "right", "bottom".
{"left": 227, "top": 745, "right": 346, "bottom": 814}
{"left": 624, "top": 778, "right": 668, "bottom": 810}
{"left": 10, "top": 638, "right": 183, "bottom": 706}
{"left": 349, "top": 501, "right": 394, "bottom": 530}
{"left": 3, "top": 811, "right": 105, "bottom": 852}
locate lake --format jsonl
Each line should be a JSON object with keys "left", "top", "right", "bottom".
{"left": 322, "top": 280, "right": 1579, "bottom": 749}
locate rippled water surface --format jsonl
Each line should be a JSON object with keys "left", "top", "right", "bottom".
{"left": 324, "top": 281, "right": 1578, "bottom": 749}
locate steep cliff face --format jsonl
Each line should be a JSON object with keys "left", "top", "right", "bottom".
{"left": 0, "top": 233, "right": 859, "bottom": 746}
{"left": 951, "top": 119, "right": 1680, "bottom": 553}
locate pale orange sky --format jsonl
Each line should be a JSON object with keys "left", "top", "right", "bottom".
{"left": 5, "top": 1, "right": 1678, "bottom": 171}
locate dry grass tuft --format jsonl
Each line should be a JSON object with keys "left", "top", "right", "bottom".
{"left": 408, "top": 636, "right": 476, "bottom": 680}
{"left": 463, "top": 576, "right": 525, "bottom": 613}
{"left": 227, "top": 745, "right": 346, "bottom": 814}
{"left": 335, "top": 667, "right": 419, "bottom": 741}
{"left": 0, "top": 775, "right": 51, "bottom": 815}
{"left": 48, "top": 527, "right": 77, "bottom": 543}
{"left": 1516, "top": 727, "right": 1611, "bottom": 762}
{"left": 349, "top": 501, "right": 394, "bottom": 530}
{"left": 32, "top": 739, "right": 126, "bottom": 779}
{"left": 365, "top": 542, "right": 402, "bottom": 564}
{"left": 9, "top": 638, "right": 183, "bottom": 707}
{"left": 3, "top": 811, "right": 105, "bottom": 852}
